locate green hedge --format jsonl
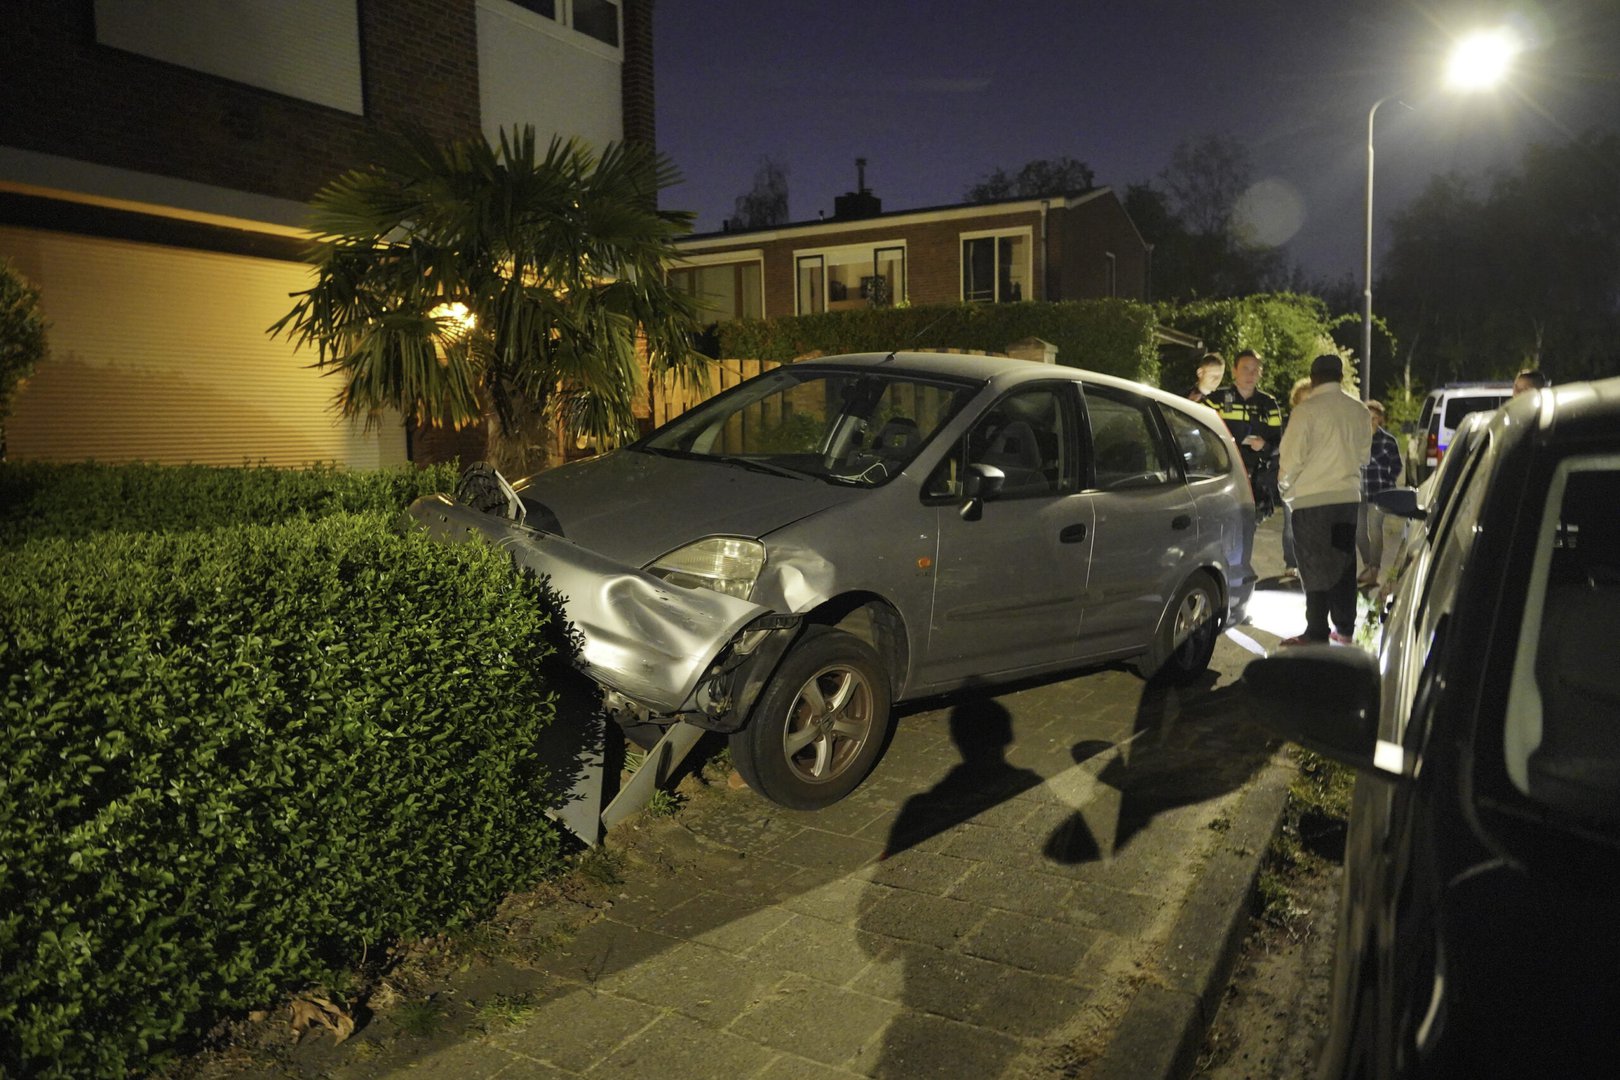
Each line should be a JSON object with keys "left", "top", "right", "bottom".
{"left": 715, "top": 300, "right": 1162, "bottom": 383}
{"left": 0, "top": 461, "right": 460, "bottom": 546}
{"left": 1157, "top": 293, "right": 1350, "bottom": 399}
{"left": 0, "top": 513, "right": 577, "bottom": 1076}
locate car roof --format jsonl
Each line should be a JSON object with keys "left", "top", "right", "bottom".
{"left": 1536, "top": 374, "right": 1620, "bottom": 448}
{"left": 795, "top": 351, "right": 1201, "bottom": 414}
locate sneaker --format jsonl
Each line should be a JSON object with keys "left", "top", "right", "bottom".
{"left": 1330, "top": 631, "right": 1355, "bottom": 646}
{"left": 1279, "top": 634, "right": 1324, "bottom": 647}
{"left": 1281, "top": 566, "right": 1300, "bottom": 581}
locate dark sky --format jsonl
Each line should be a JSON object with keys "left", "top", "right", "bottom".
{"left": 654, "top": 0, "right": 1620, "bottom": 283}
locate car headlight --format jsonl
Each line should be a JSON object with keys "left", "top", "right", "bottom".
{"left": 647, "top": 537, "right": 765, "bottom": 600}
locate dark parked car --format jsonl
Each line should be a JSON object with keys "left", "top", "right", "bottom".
{"left": 1244, "top": 376, "right": 1620, "bottom": 1076}
{"left": 412, "top": 352, "right": 1255, "bottom": 810}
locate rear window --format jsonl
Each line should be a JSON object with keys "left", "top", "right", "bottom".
{"left": 1443, "top": 394, "right": 1508, "bottom": 430}
{"left": 1162, "top": 405, "right": 1231, "bottom": 481}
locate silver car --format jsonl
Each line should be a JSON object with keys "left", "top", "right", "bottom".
{"left": 410, "top": 352, "right": 1255, "bottom": 810}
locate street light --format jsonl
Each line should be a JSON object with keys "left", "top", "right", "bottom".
{"left": 1361, "top": 27, "right": 1520, "bottom": 400}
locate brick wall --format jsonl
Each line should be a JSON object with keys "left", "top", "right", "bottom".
{"left": 0, "top": 0, "right": 482, "bottom": 204}
{"left": 685, "top": 208, "right": 1048, "bottom": 317}
{"left": 1058, "top": 197, "right": 1150, "bottom": 301}
{"left": 621, "top": 0, "right": 655, "bottom": 148}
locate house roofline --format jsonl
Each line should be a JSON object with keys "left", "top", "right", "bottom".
{"left": 675, "top": 187, "right": 1115, "bottom": 251}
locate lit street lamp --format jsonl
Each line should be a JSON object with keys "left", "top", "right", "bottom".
{"left": 1361, "top": 27, "right": 1520, "bottom": 400}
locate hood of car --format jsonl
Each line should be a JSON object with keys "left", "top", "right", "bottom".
{"left": 513, "top": 449, "right": 862, "bottom": 565}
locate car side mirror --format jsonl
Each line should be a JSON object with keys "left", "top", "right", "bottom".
{"left": 961, "top": 463, "right": 1006, "bottom": 521}
{"left": 1242, "top": 647, "right": 1404, "bottom": 777}
{"left": 1371, "top": 487, "right": 1424, "bottom": 520}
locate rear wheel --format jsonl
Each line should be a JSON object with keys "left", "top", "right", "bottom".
{"left": 729, "top": 626, "right": 892, "bottom": 810}
{"left": 1133, "top": 575, "right": 1220, "bottom": 685}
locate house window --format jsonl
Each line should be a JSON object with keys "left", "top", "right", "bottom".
{"left": 797, "top": 255, "right": 825, "bottom": 315}
{"left": 961, "top": 231, "right": 1030, "bottom": 303}
{"left": 508, "top": 0, "right": 556, "bottom": 17}
{"left": 668, "top": 261, "right": 763, "bottom": 324}
{"left": 572, "top": 0, "right": 619, "bottom": 46}
{"left": 794, "top": 244, "right": 907, "bottom": 315}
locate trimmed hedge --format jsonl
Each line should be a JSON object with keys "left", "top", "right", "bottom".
{"left": 715, "top": 300, "right": 1162, "bottom": 384}
{"left": 0, "top": 461, "right": 460, "bottom": 546}
{"left": 0, "top": 512, "right": 578, "bottom": 1076}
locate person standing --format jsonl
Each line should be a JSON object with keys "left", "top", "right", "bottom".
{"left": 1358, "top": 399, "right": 1403, "bottom": 587}
{"left": 1207, "top": 349, "right": 1282, "bottom": 520}
{"left": 1513, "top": 369, "right": 1548, "bottom": 396}
{"left": 1280, "top": 376, "right": 1313, "bottom": 582}
{"left": 1278, "top": 354, "right": 1373, "bottom": 646}
{"left": 1188, "top": 353, "right": 1224, "bottom": 403}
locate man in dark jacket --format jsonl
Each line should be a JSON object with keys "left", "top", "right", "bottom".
{"left": 1206, "top": 349, "right": 1282, "bottom": 520}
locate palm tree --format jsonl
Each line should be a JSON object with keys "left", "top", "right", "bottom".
{"left": 272, "top": 126, "right": 705, "bottom": 475}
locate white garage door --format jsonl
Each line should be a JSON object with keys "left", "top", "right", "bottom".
{"left": 0, "top": 225, "right": 407, "bottom": 469}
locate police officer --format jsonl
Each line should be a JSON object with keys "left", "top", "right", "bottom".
{"left": 1206, "top": 348, "right": 1282, "bottom": 520}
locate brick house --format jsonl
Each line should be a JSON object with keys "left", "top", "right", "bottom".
{"left": 0, "top": 0, "right": 653, "bottom": 468}
{"left": 667, "top": 182, "right": 1152, "bottom": 333}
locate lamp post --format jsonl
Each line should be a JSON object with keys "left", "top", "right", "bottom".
{"left": 1360, "top": 28, "right": 1519, "bottom": 401}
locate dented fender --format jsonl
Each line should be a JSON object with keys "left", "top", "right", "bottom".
{"left": 406, "top": 494, "right": 794, "bottom": 720}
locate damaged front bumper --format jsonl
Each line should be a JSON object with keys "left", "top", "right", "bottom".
{"left": 405, "top": 493, "right": 800, "bottom": 735}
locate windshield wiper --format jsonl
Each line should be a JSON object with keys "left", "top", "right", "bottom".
{"left": 707, "top": 455, "right": 812, "bottom": 481}
{"left": 638, "top": 446, "right": 810, "bottom": 481}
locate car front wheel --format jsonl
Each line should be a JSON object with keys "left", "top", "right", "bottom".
{"left": 729, "top": 626, "right": 893, "bottom": 810}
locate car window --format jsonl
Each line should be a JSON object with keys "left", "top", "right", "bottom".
{"left": 1503, "top": 455, "right": 1620, "bottom": 827}
{"left": 640, "top": 367, "right": 975, "bottom": 487}
{"left": 1442, "top": 393, "right": 1509, "bottom": 431}
{"left": 1084, "top": 388, "right": 1174, "bottom": 491}
{"left": 1161, "top": 404, "right": 1231, "bottom": 481}
{"left": 925, "top": 384, "right": 1074, "bottom": 500}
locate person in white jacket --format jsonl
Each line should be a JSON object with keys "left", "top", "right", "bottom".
{"left": 1277, "top": 354, "right": 1373, "bottom": 645}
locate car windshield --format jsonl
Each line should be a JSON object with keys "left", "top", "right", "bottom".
{"left": 636, "top": 366, "right": 978, "bottom": 487}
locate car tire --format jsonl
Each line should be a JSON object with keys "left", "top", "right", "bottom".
{"left": 1133, "top": 574, "right": 1220, "bottom": 685}
{"left": 729, "top": 626, "right": 892, "bottom": 810}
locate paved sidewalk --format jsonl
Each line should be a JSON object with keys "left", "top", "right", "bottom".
{"left": 258, "top": 522, "right": 1304, "bottom": 1080}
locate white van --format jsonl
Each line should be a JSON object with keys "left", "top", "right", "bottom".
{"left": 1413, "top": 382, "right": 1512, "bottom": 482}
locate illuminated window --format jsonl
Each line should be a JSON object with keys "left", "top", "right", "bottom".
{"left": 793, "top": 244, "right": 906, "bottom": 315}
{"left": 668, "top": 261, "right": 763, "bottom": 324}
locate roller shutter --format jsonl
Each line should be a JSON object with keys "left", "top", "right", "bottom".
{"left": 0, "top": 225, "right": 407, "bottom": 469}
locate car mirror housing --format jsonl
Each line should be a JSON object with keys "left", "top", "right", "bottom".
{"left": 1242, "top": 647, "right": 1394, "bottom": 776}
{"left": 960, "top": 463, "right": 1007, "bottom": 521}
{"left": 1371, "top": 487, "right": 1424, "bottom": 520}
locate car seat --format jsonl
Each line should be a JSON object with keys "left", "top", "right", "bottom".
{"left": 979, "top": 420, "right": 1047, "bottom": 495}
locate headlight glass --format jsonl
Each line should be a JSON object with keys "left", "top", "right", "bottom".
{"left": 647, "top": 537, "right": 765, "bottom": 600}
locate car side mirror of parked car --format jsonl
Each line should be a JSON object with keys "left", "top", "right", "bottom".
{"left": 1371, "top": 487, "right": 1424, "bottom": 520}
{"left": 960, "top": 463, "right": 1007, "bottom": 521}
{"left": 1242, "top": 647, "right": 1402, "bottom": 777}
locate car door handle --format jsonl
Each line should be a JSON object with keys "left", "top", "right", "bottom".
{"left": 1171, "top": 514, "right": 1192, "bottom": 530}
{"left": 1059, "top": 523, "right": 1087, "bottom": 543}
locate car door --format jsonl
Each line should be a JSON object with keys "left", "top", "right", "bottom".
{"left": 921, "top": 382, "right": 1093, "bottom": 681}
{"left": 1076, "top": 384, "right": 1199, "bottom": 655}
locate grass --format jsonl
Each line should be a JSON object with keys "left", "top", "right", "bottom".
{"left": 474, "top": 992, "right": 537, "bottom": 1032}
{"left": 643, "top": 788, "right": 681, "bottom": 818}
{"left": 391, "top": 999, "right": 445, "bottom": 1039}
{"left": 1255, "top": 748, "right": 1353, "bottom": 929}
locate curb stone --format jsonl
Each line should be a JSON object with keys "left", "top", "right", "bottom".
{"left": 1090, "top": 749, "right": 1297, "bottom": 1079}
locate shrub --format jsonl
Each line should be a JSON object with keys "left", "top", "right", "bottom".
{"left": 716, "top": 300, "right": 1162, "bottom": 383}
{"left": 1, "top": 259, "right": 49, "bottom": 458}
{"left": 0, "top": 460, "right": 459, "bottom": 546}
{"left": 0, "top": 513, "right": 576, "bottom": 1076}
